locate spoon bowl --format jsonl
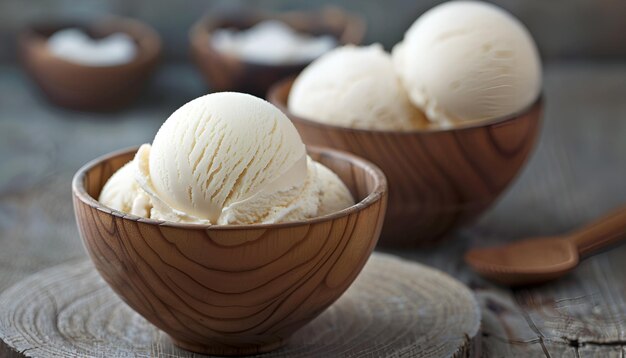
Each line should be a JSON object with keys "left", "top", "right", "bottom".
{"left": 465, "top": 205, "right": 626, "bottom": 286}
{"left": 465, "top": 237, "right": 579, "bottom": 286}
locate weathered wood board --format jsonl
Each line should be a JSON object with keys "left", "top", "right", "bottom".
{"left": 2, "top": 63, "right": 626, "bottom": 357}
{"left": 0, "top": 254, "right": 480, "bottom": 357}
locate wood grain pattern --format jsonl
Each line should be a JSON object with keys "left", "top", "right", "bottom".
{"left": 19, "top": 17, "right": 161, "bottom": 111}
{"left": 269, "top": 79, "right": 543, "bottom": 247}
{"left": 71, "top": 146, "right": 387, "bottom": 355}
{"left": 0, "top": 253, "right": 481, "bottom": 358}
{"left": 189, "top": 7, "right": 365, "bottom": 97}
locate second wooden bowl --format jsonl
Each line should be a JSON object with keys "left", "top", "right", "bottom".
{"left": 19, "top": 17, "right": 161, "bottom": 111}
{"left": 72, "top": 146, "right": 387, "bottom": 355}
{"left": 269, "top": 78, "right": 543, "bottom": 247}
{"left": 189, "top": 7, "right": 365, "bottom": 96}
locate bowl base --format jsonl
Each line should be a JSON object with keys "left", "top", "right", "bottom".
{"left": 170, "top": 336, "right": 285, "bottom": 356}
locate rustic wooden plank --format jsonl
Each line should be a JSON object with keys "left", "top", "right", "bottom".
{"left": 576, "top": 345, "right": 625, "bottom": 358}
{"left": 0, "top": 64, "right": 204, "bottom": 293}
{"left": 470, "top": 64, "right": 626, "bottom": 356}
{"left": 2, "top": 63, "right": 626, "bottom": 356}
{"left": 0, "top": 254, "right": 481, "bottom": 357}
{"left": 382, "top": 64, "right": 626, "bottom": 356}
{"left": 512, "top": 244, "right": 626, "bottom": 343}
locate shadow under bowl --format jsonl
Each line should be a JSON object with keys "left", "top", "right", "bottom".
{"left": 72, "top": 146, "right": 387, "bottom": 355}
{"left": 268, "top": 78, "right": 543, "bottom": 247}
{"left": 19, "top": 17, "right": 161, "bottom": 111}
{"left": 189, "top": 7, "right": 365, "bottom": 97}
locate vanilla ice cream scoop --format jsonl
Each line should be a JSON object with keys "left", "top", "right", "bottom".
{"left": 99, "top": 92, "right": 354, "bottom": 225}
{"left": 393, "top": 1, "right": 542, "bottom": 126}
{"left": 288, "top": 44, "right": 426, "bottom": 131}
{"left": 143, "top": 92, "right": 314, "bottom": 224}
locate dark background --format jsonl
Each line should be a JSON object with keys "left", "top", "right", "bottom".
{"left": 2, "top": 0, "right": 626, "bottom": 64}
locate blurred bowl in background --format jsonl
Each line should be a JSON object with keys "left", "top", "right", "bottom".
{"left": 269, "top": 77, "right": 543, "bottom": 247}
{"left": 189, "top": 7, "right": 365, "bottom": 97}
{"left": 19, "top": 17, "right": 161, "bottom": 111}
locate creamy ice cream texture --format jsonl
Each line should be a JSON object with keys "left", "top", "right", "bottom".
{"left": 288, "top": 44, "right": 426, "bottom": 131}
{"left": 99, "top": 92, "right": 354, "bottom": 225}
{"left": 47, "top": 28, "right": 137, "bottom": 66}
{"left": 392, "top": 1, "right": 542, "bottom": 126}
{"left": 99, "top": 161, "right": 151, "bottom": 218}
{"left": 211, "top": 20, "right": 337, "bottom": 65}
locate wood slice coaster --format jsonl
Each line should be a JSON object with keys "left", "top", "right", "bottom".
{"left": 0, "top": 253, "right": 480, "bottom": 358}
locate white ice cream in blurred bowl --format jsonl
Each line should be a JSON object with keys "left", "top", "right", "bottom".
{"left": 393, "top": 1, "right": 542, "bottom": 127}
{"left": 99, "top": 92, "right": 354, "bottom": 225}
{"left": 288, "top": 44, "right": 427, "bottom": 131}
{"left": 189, "top": 8, "right": 365, "bottom": 96}
{"left": 47, "top": 28, "right": 137, "bottom": 66}
{"left": 211, "top": 20, "right": 337, "bottom": 65}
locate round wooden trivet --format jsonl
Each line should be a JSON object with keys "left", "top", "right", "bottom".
{"left": 0, "top": 253, "right": 480, "bottom": 357}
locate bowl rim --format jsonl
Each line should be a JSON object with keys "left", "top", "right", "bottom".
{"left": 268, "top": 76, "right": 544, "bottom": 135}
{"left": 188, "top": 7, "right": 365, "bottom": 68}
{"left": 19, "top": 16, "right": 162, "bottom": 70}
{"left": 72, "top": 145, "right": 387, "bottom": 230}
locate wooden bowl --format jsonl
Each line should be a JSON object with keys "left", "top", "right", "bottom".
{"left": 189, "top": 7, "right": 365, "bottom": 97}
{"left": 269, "top": 78, "right": 543, "bottom": 247}
{"left": 19, "top": 17, "right": 161, "bottom": 111}
{"left": 72, "top": 146, "right": 387, "bottom": 355}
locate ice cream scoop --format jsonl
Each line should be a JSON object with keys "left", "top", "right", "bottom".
{"left": 393, "top": 1, "right": 542, "bottom": 126}
{"left": 99, "top": 92, "right": 354, "bottom": 225}
{"left": 288, "top": 44, "right": 426, "bottom": 131}
{"left": 143, "top": 92, "right": 315, "bottom": 224}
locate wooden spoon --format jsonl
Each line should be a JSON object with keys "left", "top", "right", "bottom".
{"left": 465, "top": 206, "right": 626, "bottom": 286}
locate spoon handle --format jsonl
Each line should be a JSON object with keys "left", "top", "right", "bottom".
{"left": 570, "top": 206, "right": 626, "bottom": 256}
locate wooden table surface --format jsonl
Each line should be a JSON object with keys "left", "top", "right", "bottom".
{"left": 1, "top": 62, "right": 626, "bottom": 357}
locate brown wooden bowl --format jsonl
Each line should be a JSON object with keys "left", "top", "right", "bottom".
{"left": 72, "top": 146, "right": 387, "bottom": 355}
{"left": 189, "top": 7, "right": 365, "bottom": 97}
{"left": 269, "top": 78, "right": 543, "bottom": 247}
{"left": 19, "top": 17, "right": 161, "bottom": 111}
